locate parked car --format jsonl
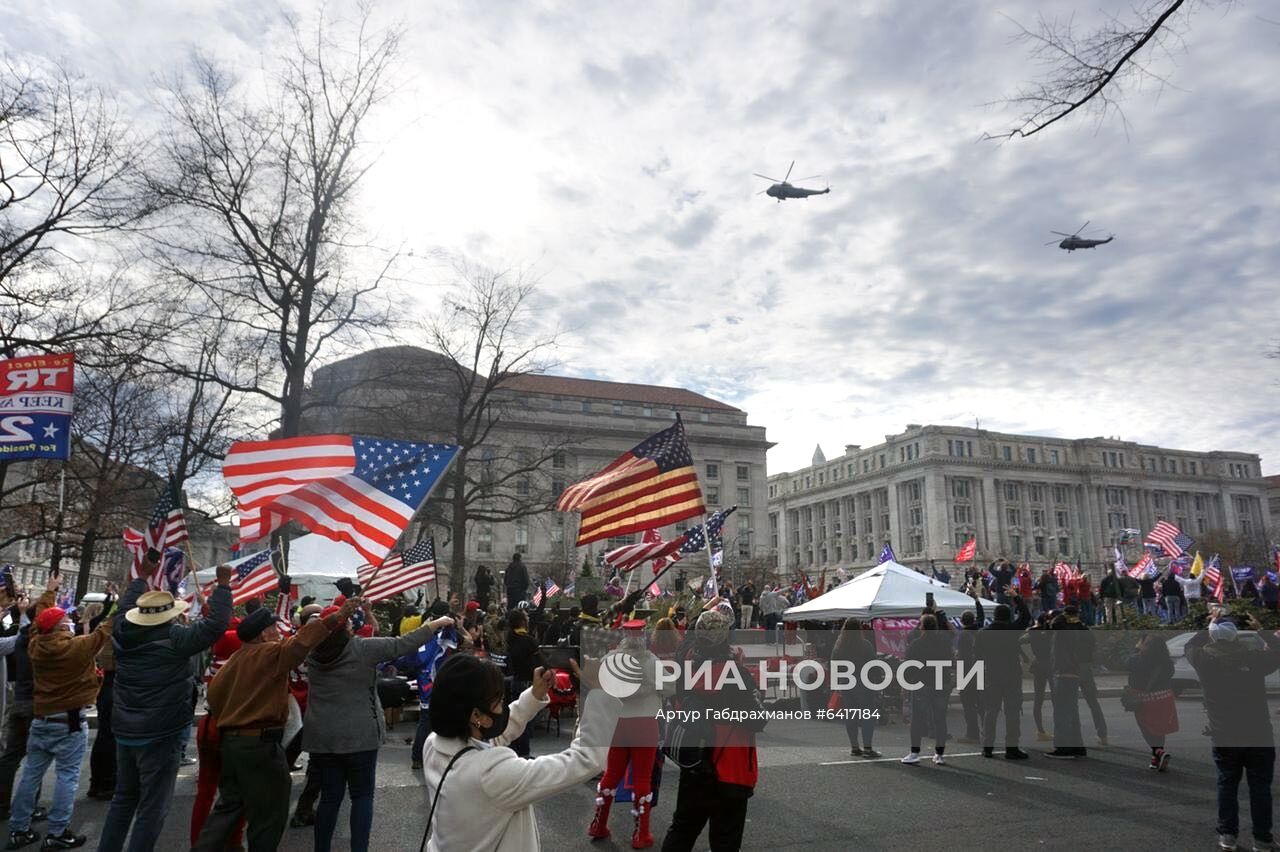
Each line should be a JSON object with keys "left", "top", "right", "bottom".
{"left": 1167, "top": 630, "right": 1280, "bottom": 694}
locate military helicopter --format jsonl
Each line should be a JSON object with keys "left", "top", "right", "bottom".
{"left": 753, "top": 161, "right": 830, "bottom": 201}
{"left": 1046, "top": 221, "right": 1114, "bottom": 251}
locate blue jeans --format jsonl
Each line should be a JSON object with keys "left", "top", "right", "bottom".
{"left": 10, "top": 717, "right": 88, "bottom": 835}
{"left": 1164, "top": 597, "right": 1186, "bottom": 622}
{"left": 1214, "top": 746, "right": 1274, "bottom": 843}
{"left": 96, "top": 729, "right": 186, "bottom": 852}
{"left": 312, "top": 750, "right": 378, "bottom": 852}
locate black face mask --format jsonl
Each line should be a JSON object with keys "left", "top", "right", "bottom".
{"left": 475, "top": 704, "right": 510, "bottom": 741}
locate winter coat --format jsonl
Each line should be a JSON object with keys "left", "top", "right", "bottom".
{"left": 1186, "top": 629, "right": 1280, "bottom": 746}
{"left": 112, "top": 579, "right": 231, "bottom": 741}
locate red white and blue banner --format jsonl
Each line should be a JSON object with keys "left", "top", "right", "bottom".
{"left": 0, "top": 353, "right": 75, "bottom": 461}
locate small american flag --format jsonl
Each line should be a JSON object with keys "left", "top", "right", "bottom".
{"left": 357, "top": 536, "right": 438, "bottom": 603}
{"left": 1203, "top": 556, "right": 1225, "bottom": 602}
{"left": 224, "top": 435, "right": 459, "bottom": 567}
{"left": 532, "top": 578, "right": 561, "bottom": 606}
{"left": 195, "top": 549, "right": 278, "bottom": 606}
{"left": 1145, "top": 521, "right": 1193, "bottom": 558}
{"left": 124, "top": 480, "right": 188, "bottom": 588}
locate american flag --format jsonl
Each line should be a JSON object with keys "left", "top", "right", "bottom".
{"left": 1145, "top": 521, "right": 1194, "bottom": 558}
{"left": 557, "top": 419, "right": 705, "bottom": 546}
{"left": 224, "top": 435, "right": 459, "bottom": 567}
{"left": 123, "top": 481, "right": 188, "bottom": 588}
{"left": 193, "top": 549, "right": 279, "bottom": 606}
{"left": 1203, "top": 556, "right": 1225, "bottom": 602}
{"left": 563, "top": 580, "right": 575, "bottom": 597}
{"left": 1128, "top": 553, "right": 1154, "bottom": 579}
{"left": 532, "top": 578, "right": 561, "bottom": 606}
{"left": 357, "top": 536, "right": 438, "bottom": 603}
{"left": 953, "top": 538, "right": 977, "bottom": 563}
{"left": 878, "top": 542, "right": 896, "bottom": 564}
{"left": 678, "top": 507, "right": 737, "bottom": 556}
{"left": 643, "top": 528, "right": 675, "bottom": 573}
{"left": 605, "top": 532, "right": 685, "bottom": 574}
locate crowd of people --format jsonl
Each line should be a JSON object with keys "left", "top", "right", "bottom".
{"left": 0, "top": 547, "right": 1275, "bottom": 851}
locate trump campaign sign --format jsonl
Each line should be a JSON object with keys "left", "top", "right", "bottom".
{"left": 0, "top": 353, "right": 75, "bottom": 461}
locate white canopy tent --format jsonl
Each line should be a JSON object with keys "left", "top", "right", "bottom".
{"left": 781, "top": 561, "right": 985, "bottom": 621}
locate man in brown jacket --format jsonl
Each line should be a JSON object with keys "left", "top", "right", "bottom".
{"left": 6, "top": 595, "right": 112, "bottom": 850}
{"left": 192, "top": 596, "right": 359, "bottom": 852}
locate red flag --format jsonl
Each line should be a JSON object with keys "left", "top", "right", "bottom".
{"left": 953, "top": 539, "right": 976, "bottom": 563}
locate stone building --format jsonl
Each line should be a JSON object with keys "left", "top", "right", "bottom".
{"left": 767, "top": 424, "right": 1272, "bottom": 575}
{"left": 300, "top": 346, "right": 773, "bottom": 588}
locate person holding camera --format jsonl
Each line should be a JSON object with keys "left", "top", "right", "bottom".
{"left": 1186, "top": 609, "right": 1280, "bottom": 851}
{"left": 191, "top": 596, "right": 360, "bottom": 852}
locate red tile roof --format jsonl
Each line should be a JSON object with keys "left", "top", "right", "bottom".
{"left": 503, "top": 373, "right": 742, "bottom": 412}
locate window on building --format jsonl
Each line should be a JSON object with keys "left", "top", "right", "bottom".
{"left": 1105, "top": 488, "right": 1127, "bottom": 506}
{"left": 737, "top": 487, "right": 750, "bottom": 506}
{"left": 848, "top": 517, "right": 857, "bottom": 536}
{"left": 706, "top": 486, "right": 719, "bottom": 505}
{"left": 706, "top": 463, "right": 719, "bottom": 480}
{"left": 1053, "top": 485, "right": 1067, "bottom": 504}
{"left": 879, "top": 454, "right": 886, "bottom": 469}
{"left": 1189, "top": 461, "right": 1197, "bottom": 475}
{"left": 849, "top": 543, "right": 859, "bottom": 560}
{"left": 879, "top": 513, "right": 889, "bottom": 531}
{"left": 910, "top": 533, "right": 923, "bottom": 554}
{"left": 550, "top": 517, "right": 565, "bottom": 543}
{"left": 1049, "top": 449, "right": 1060, "bottom": 464}
{"left": 581, "top": 401, "right": 591, "bottom": 413}
{"left": 1029, "top": 485, "right": 1043, "bottom": 503}
{"left": 863, "top": 459, "right": 871, "bottom": 473}
{"left": 552, "top": 451, "right": 566, "bottom": 469}
{"left": 514, "top": 519, "right": 529, "bottom": 554}
{"left": 1174, "top": 494, "right": 1185, "bottom": 510}
{"left": 818, "top": 472, "right": 825, "bottom": 485}
{"left": 700, "top": 411, "right": 709, "bottom": 422}
{"left": 1194, "top": 495, "right": 1205, "bottom": 511}
{"left": 804, "top": 476, "right": 811, "bottom": 488}
{"left": 1007, "top": 508, "right": 1021, "bottom": 526}
{"left": 1002, "top": 446, "right": 1012, "bottom": 461}
{"left": 736, "top": 464, "right": 750, "bottom": 482}
{"left": 477, "top": 524, "right": 493, "bottom": 554}
{"left": 1027, "top": 448, "right": 1037, "bottom": 463}
{"left": 952, "top": 479, "right": 971, "bottom": 499}
{"left": 908, "top": 482, "right": 922, "bottom": 501}
{"left": 643, "top": 406, "right": 653, "bottom": 417}
{"left": 1057, "top": 537, "right": 1069, "bottom": 554}
{"left": 1010, "top": 535, "right": 1022, "bottom": 555}
{"left": 1153, "top": 492, "right": 1165, "bottom": 509}
{"left": 1004, "top": 483, "right": 1019, "bottom": 501}
{"left": 516, "top": 475, "right": 530, "bottom": 496}
{"left": 612, "top": 402, "right": 622, "bottom": 415}
{"left": 909, "top": 507, "right": 923, "bottom": 526}
{"left": 1055, "top": 510, "right": 1069, "bottom": 528}
{"left": 1031, "top": 509, "right": 1044, "bottom": 527}
{"left": 1034, "top": 536, "right": 1046, "bottom": 555}
{"left": 551, "top": 396, "right": 563, "bottom": 410}
{"left": 954, "top": 504, "right": 972, "bottom": 523}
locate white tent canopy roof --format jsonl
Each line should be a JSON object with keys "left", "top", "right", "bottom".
{"left": 191, "top": 534, "right": 385, "bottom": 604}
{"left": 782, "top": 561, "right": 984, "bottom": 621}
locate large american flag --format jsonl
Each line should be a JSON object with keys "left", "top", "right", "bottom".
{"left": 557, "top": 419, "right": 705, "bottom": 546}
{"left": 123, "top": 481, "right": 188, "bottom": 588}
{"left": 224, "top": 435, "right": 459, "bottom": 567}
{"left": 1145, "top": 521, "right": 1194, "bottom": 558}
{"left": 357, "top": 536, "right": 437, "bottom": 603}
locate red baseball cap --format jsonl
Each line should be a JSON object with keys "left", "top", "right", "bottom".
{"left": 35, "top": 607, "right": 67, "bottom": 634}
{"left": 466, "top": 601, "right": 481, "bottom": 612}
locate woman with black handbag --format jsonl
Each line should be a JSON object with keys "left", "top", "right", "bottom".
{"left": 1125, "top": 633, "right": 1178, "bottom": 771}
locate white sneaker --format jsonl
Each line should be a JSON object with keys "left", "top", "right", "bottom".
{"left": 900, "top": 752, "right": 920, "bottom": 765}
{"left": 932, "top": 754, "right": 946, "bottom": 766}
{"left": 1218, "top": 835, "right": 1236, "bottom": 850}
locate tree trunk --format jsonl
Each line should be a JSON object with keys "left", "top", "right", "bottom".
{"left": 449, "top": 457, "right": 468, "bottom": 597}
{"left": 75, "top": 526, "right": 99, "bottom": 602}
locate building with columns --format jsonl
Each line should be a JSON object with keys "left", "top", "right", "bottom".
{"left": 767, "top": 424, "right": 1272, "bottom": 576}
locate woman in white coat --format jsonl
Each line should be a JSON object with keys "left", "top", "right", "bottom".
{"left": 420, "top": 653, "right": 620, "bottom": 852}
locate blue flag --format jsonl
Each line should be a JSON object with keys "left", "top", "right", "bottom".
{"left": 878, "top": 543, "right": 896, "bottom": 564}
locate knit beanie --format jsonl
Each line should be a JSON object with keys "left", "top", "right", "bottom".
{"left": 1209, "top": 620, "right": 1238, "bottom": 643}
{"left": 694, "top": 609, "right": 731, "bottom": 646}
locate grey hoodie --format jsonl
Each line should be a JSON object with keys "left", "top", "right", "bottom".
{"left": 302, "top": 621, "right": 439, "bottom": 754}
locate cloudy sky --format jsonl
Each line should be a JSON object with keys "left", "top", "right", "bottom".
{"left": 5, "top": 0, "right": 1279, "bottom": 475}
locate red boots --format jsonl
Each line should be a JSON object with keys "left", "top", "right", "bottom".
{"left": 588, "top": 785, "right": 614, "bottom": 840}
{"left": 631, "top": 794, "right": 655, "bottom": 849}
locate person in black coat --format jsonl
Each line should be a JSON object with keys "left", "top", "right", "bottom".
{"left": 976, "top": 599, "right": 1031, "bottom": 759}
{"left": 956, "top": 602, "right": 983, "bottom": 743}
{"left": 474, "top": 565, "right": 495, "bottom": 612}
{"left": 830, "top": 619, "right": 882, "bottom": 758}
{"left": 900, "top": 616, "right": 954, "bottom": 766}
{"left": 1046, "top": 606, "right": 1094, "bottom": 758}
{"left": 504, "top": 609, "right": 544, "bottom": 758}
{"left": 504, "top": 554, "right": 530, "bottom": 610}
{"left": 1125, "top": 634, "right": 1176, "bottom": 770}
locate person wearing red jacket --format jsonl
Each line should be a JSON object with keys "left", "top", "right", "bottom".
{"left": 661, "top": 609, "right": 762, "bottom": 852}
{"left": 190, "top": 625, "right": 246, "bottom": 849}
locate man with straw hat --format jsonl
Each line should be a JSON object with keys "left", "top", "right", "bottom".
{"left": 97, "top": 561, "right": 234, "bottom": 852}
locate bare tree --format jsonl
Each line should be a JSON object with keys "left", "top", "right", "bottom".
{"left": 145, "top": 10, "right": 403, "bottom": 437}
{"left": 986, "top": 0, "right": 1226, "bottom": 140}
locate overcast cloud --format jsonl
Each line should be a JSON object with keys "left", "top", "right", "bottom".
{"left": 5, "top": 0, "right": 1278, "bottom": 474}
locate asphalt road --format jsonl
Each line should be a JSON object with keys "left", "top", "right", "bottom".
{"left": 9, "top": 697, "right": 1276, "bottom": 851}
